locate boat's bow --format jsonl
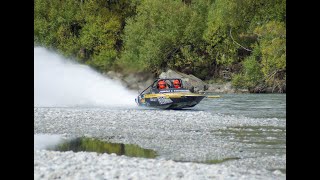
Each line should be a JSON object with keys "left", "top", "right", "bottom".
{"left": 165, "top": 92, "right": 206, "bottom": 109}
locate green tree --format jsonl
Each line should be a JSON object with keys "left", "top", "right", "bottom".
{"left": 118, "top": 0, "right": 214, "bottom": 76}
{"left": 35, "top": 0, "right": 286, "bottom": 92}
{"left": 254, "top": 21, "right": 286, "bottom": 89}
{"left": 34, "top": 0, "right": 137, "bottom": 72}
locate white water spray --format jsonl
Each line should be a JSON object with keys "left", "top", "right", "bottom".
{"left": 34, "top": 134, "right": 65, "bottom": 150}
{"left": 34, "top": 47, "right": 137, "bottom": 107}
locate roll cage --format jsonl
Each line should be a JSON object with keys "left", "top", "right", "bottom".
{"left": 139, "top": 78, "right": 186, "bottom": 95}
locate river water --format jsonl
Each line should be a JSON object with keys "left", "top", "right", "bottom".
{"left": 34, "top": 94, "right": 286, "bottom": 177}
{"left": 34, "top": 47, "right": 286, "bottom": 179}
{"left": 198, "top": 93, "right": 285, "bottom": 119}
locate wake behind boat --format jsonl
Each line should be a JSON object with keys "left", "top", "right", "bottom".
{"left": 135, "top": 78, "right": 206, "bottom": 109}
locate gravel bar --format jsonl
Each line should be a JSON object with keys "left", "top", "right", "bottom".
{"left": 34, "top": 107, "right": 286, "bottom": 179}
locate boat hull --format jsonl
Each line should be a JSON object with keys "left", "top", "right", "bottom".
{"left": 135, "top": 92, "right": 206, "bottom": 109}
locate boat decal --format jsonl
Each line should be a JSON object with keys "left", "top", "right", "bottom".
{"left": 150, "top": 98, "right": 157, "bottom": 102}
{"left": 157, "top": 96, "right": 173, "bottom": 105}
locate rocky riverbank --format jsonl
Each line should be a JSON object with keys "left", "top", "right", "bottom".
{"left": 34, "top": 106, "right": 286, "bottom": 180}
{"left": 103, "top": 69, "right": 248, "bottom": 94}
{"left": 35, "top": 149, "right": 284, "bottom": 180}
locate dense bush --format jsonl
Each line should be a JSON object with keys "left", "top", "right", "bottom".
{"left": 35, "top": 0, "right": 286, "bottom": 92}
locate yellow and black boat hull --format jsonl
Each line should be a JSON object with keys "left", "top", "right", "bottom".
{"left": 135, "top": 92, "right": 206, "bottom": 109}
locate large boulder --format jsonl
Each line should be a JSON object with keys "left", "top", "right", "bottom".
{"left": 159, "top": 69, "right": 207, "bottom": 92}
{"left": 123, "top": 73, "right": 154, "bottom": 91}
{"left": 205, "top": 83, "right": 233, "bottom": 93}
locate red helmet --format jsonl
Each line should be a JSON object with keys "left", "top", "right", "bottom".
{"left": 173, "top": 79, "right": 181, "bottom": 88}
{"left": 173, "top": 79, "right": 180, "bottom": 85}
{"left": 158, "top": 80, "right": 166, "bottom": 89}
{"left": 158, "top": 80, "right": 166, "bottom": 85}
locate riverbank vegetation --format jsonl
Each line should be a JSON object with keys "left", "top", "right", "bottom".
{"left": 34, "top": 0, "right": 286, "bottom": 92}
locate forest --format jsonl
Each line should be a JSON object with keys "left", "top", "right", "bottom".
{"left": 34, "top": 0, "right": 286, "bottom": 92}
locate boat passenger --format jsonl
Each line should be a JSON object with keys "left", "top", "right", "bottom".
{"left": 158, "top": 80, "right": 168, "bottom": 89}
{"left": 173, "top": 79, "right": 181, "bottom": 88}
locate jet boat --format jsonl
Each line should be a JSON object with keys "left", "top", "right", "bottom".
{"left": 135, "top": 78, "right": 206, "bottom": 109}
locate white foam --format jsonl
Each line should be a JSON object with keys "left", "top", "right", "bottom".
{"left": 34, "top": 134, "right": 64, "bottom": 150}
{"left": 34, "top": 47, "right": 137, "bottom": 107}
